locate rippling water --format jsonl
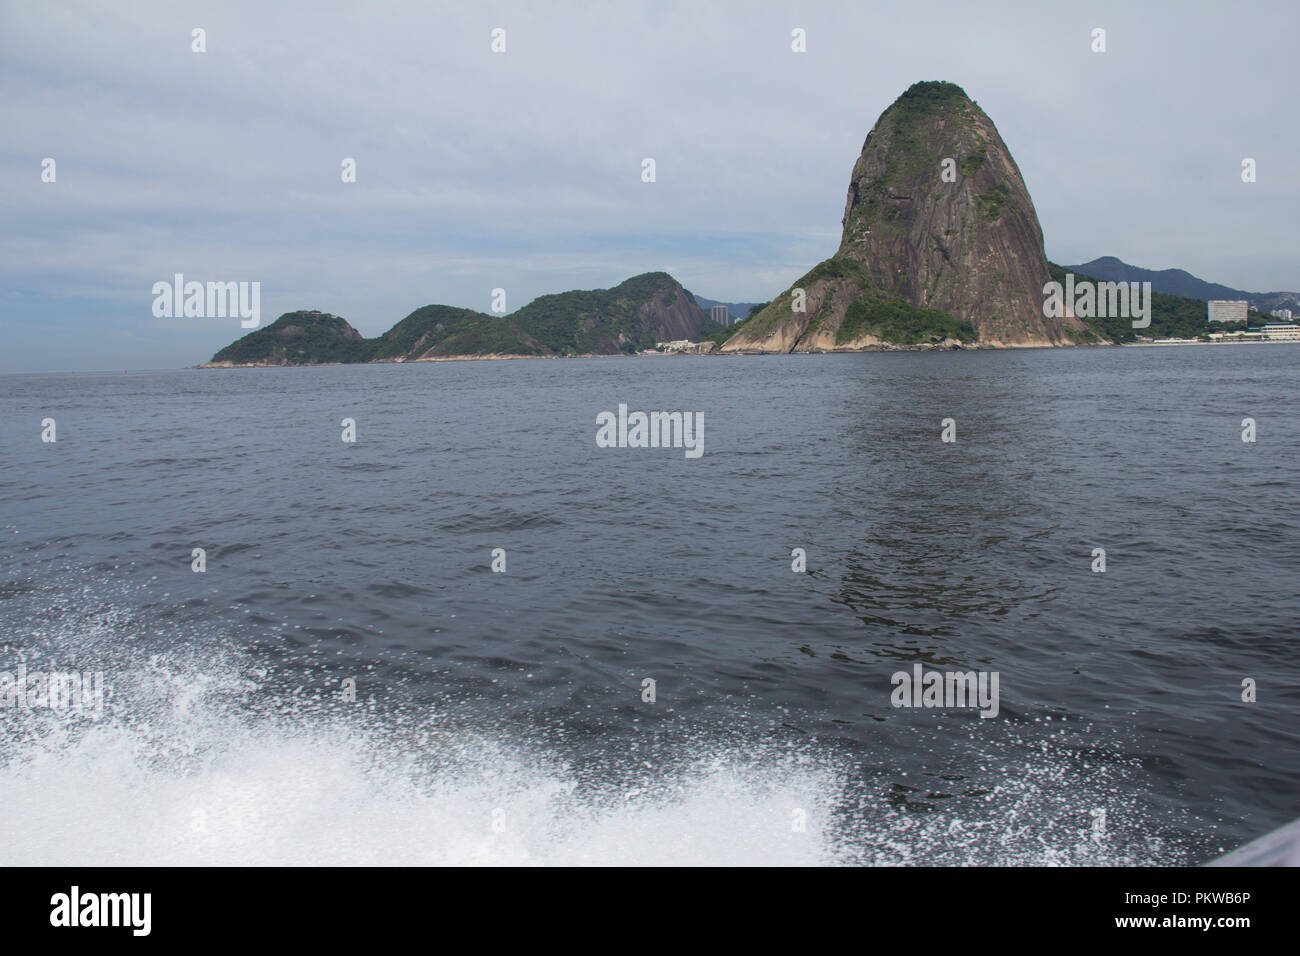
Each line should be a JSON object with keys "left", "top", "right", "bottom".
{"left": 2, "top": 346, "right": 1298, "bottom": 865}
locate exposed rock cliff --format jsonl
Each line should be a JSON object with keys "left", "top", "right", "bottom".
{"left": 724, "top": 81, "right": 1096, "bottom": 351}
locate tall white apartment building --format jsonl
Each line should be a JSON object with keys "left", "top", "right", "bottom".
{"left": 1208, "top": 300, "right": 1248, "bottom": 323}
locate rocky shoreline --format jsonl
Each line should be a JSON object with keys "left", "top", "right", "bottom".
{"left": 199, "top": 336, "right": 1113, "bottom": 368}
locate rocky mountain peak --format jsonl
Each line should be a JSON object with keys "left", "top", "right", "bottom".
{"left": 724, "top": 81, "right": 1096, "bottom": 351}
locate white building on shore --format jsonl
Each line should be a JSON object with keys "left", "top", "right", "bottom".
{"left": 1261, "top": 323, "right": 1300, "bottom": 341}
{"left": 1208, "top": 300, "right": 1248, "bottom": 323}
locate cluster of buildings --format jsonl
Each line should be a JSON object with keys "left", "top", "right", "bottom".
{"left": 639, "top": 305, "right": 737, "bottom": 354}
{"left": 1208, "top": 325, "right": 1300, "bottom": 342}
{"left": 646, "top": 339, "right": 717, "bottom": 354}
{"left": 1205, "top": 300, "right": 1299, "bottom": 343}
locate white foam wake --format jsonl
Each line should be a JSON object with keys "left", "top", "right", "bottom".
{"left": 0, "top": 577, "right": 1189, "bottom": 866}
{"left": 0, "top": 657, "right": 845, "bottom": 865}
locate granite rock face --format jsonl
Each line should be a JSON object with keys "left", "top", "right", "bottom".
{"left": 724, "top": 81, "right": 1096, "bottom": 351}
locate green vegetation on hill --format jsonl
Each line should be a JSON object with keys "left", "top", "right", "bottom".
{"left": 958, "top": 147, "right": 987, "bottom": 177}
{"left": 837, "top": 296, "right": 975, "bottom": 345}
{"left": 373, "top": 305, "right": 485, "bottom": 359}
{"left": 888, "top": 81, "right": 971, "bottom": 126}
{"left": 806, "top": 257, "right": 867, "bottom": 283}
{"left": 1062, "top": 324, "right": 1103, "bottom": 344}
{"left": 207, "top": 272, "right": 711, "bottom": 364}
{"left": 210, "top": 312, "right": 372, "bottom": 365}
{"left": 372, "top": 305, "right": 544, "bottom": 360}
{"left": 977, "top": 184, "right": 1011, "bottom": 222}
{"left": 509, "top": 290, "right": 607, "bottom": 355}
{"left": 425, "top": 319, "right": 548, "bottom": 357}
{"left": 799, "top": 257, "right": 975, "bottom": 344}
{"left": 508, "top": 272, "right": 698, "bottom": 355}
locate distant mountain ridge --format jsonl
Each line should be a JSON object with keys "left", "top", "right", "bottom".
{"left": 206, "top": 273, "right": 714, "bottom": 366}
{"left": 1066, "top": 257, "right": 1300, "bottom": 314}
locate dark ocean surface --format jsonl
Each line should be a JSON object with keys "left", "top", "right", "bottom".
{"left": 2, "top": 346, "right": 1297, "bottom": 865}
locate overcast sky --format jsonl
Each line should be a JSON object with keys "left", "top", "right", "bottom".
{"left": 2, "top": 0, "right": 1296, "bottom": 371}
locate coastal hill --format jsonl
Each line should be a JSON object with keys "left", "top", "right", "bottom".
{"left": 722, "top": 81, "right": 1097, "bottom": 351}
{"left": 204, "top": 273, "right": 726, "bottom": 366}
{"left": 207, "top": 311, "right": 369, "bottom": 366}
